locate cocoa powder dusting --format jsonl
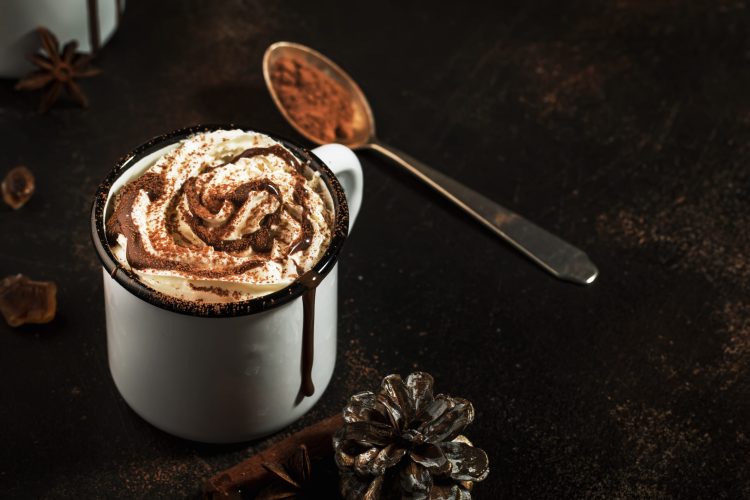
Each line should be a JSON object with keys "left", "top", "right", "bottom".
{"left": 593, "top": 161, "right": 750, "bottom": 494}
{"left": 270, "top": 57, "right": 355, "bottom": 142}
{"left": 188, "top": 283, "right": 231, "bottom": 298}
{"left": 337, "top": 337, "right": 382, "bottom": 397}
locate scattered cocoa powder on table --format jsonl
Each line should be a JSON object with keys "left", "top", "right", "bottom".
{"left": 270, "top": 57, "right": 355, "bottom": 143}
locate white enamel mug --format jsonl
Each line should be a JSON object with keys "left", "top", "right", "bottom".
{"left": 90, "top": 126, "right": 363, "bottom": 443}
{"left": 0, "top": 0, "right": 125, "bottom": 77}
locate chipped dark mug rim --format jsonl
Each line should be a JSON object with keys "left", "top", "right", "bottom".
{"left": 90, "top": 124, "right": 350, "bottom": 318}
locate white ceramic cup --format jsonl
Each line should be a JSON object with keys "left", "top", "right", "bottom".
{"left": 0, "top": 0, "right": 124, "bottom": 78}
{"left": 90, "top": 126, "right": 363, "bottom": 443}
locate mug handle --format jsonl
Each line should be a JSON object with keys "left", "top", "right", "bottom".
{"left": 312, "top": 144, "right": 363, "bottom": 232}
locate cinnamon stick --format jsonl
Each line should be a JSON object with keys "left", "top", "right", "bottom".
{"left": 203, "top": 413, "right": 344, "bottom": 498}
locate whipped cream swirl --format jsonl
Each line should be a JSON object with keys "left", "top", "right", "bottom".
{"left": 106, "top": 130, "right": 333, "bottom": 303}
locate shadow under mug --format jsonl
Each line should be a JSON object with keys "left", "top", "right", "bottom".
{"left": 90, "top": 125, "right": 363, "bottom": 443}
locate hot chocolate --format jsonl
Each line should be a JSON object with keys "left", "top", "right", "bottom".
{"left": 105, "top": 129, "right": 334, "bottom": 303}
{"left": 92, "top": 125, "right": 363, "bottom": 438}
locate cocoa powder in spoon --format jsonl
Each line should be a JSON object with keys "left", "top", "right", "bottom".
{"left": 270, "top": 57, "right": 355, "bottom": 143}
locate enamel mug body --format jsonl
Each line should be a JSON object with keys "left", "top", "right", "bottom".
{"left": 91, "top": 129, "right": 362, "bottom": 443}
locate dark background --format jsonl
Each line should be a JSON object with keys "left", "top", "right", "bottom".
{"left": 2, "top": 0, "right": 750, "bottom": 497}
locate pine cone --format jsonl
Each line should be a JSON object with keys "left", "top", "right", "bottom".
{"left": 333, "top": 372, "right": 489, "bottom": 499}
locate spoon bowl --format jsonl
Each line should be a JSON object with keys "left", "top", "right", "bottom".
{"left": 263, "top": 41, "right": 375, "bottom": 148}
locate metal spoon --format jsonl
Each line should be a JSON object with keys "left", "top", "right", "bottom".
{"left": 262, "top": 41, "right": 598, "bottom": 285}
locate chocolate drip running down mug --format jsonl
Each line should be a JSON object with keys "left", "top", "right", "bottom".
{"left": 90, "top": 125, "right": 363, "bottom": 443}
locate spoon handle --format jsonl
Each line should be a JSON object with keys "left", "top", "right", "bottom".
{"left": 365, "top": 140, "right": 598, "bottom": 285}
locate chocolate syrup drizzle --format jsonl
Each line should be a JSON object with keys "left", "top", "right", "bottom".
{"left": 106, "top": 144, "right": 321, "bottom": 280}
{"left": 298, "top": 271, "right": 323, "bottom": 398}
{"left": 106, "top": 139, "right": 330, "bottom": 399}
{"left": 182, "top": 177, "right": 283, "bottom": 254}
{"left": 86, "top": 0, "right": 100, "bottom": 53}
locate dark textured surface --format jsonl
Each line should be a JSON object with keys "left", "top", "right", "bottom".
{"left": 1, "top": 1, "right": 749, "bottom": 498}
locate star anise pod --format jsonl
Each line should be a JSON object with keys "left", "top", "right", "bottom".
{"left": 333, "top": 372, "right": 490, "bottom": 500}
{"left": 15, "top": 27, "right": 100, "bottom": 113}
{"left": 256, "top": 445, "right": 313, "bottom": 499}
